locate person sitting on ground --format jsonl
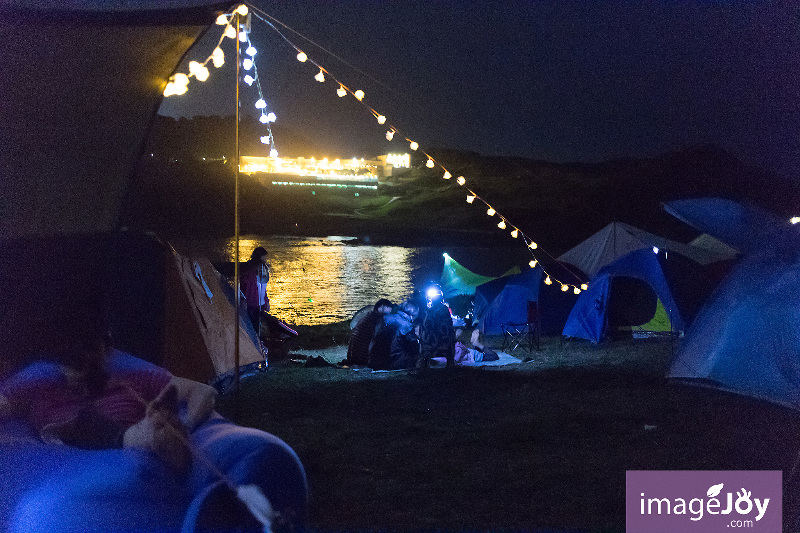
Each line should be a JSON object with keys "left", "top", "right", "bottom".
{"left": 367, "top": 300, "right": 420, "bottom": 371}
{"left": 239, "top": 246, "right": 271, "bottom": 332}
{"left": 344, "top": 298, "right": 393, "bottom": 366}
{"left": 418, "top": 285, "right": 456, "bottom": 368}
{"left": 0, "top": 304, "right": 217, "bottom": 475}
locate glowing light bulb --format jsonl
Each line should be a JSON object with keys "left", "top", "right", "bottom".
{"left": 652, "top": 246, "right": 659, "bottom": 254}
{"left": 426, "top": 159, "right": 434, "bottom": 168}
{"left": 260, "top": 136, "right": 269, "bottom": 144}
{"left": 529, "top": 260, "right": 538, "bottom": 268}
{"left": 337, "top": 86, "right": 346, "bottom": 97}
{"left": 409, "top": 141, "right": 419, "bottom": 151}
{"left": 529, "top": 242, "right": 538, "bottom": 249}
{"left": 574, "top": 287, "right": 581, "bottom": 294}
{"left": 457, "top": 176, "right": 466, "bottom": 185}
{"left": 189, "top": 61, "right": 209, "bottom": 82}
{"left": 466, "top": 195, "right": 476, "bottom": 203}
{"left": 354, "top": 90, "right": 365, "bottom": 100}
{"left": 243, "top": 58, "right": 253, "bottom": 70}
{"left": 544, "top": 276, "right": 552, "bottom": 285}
{"left": 225, "top": 26, "right": 236, "bottom": 39}
{"left": 486, "top": 208, "right": 495, "bottom": 216}
{"left": 255, "top": 99, "right": 266, "bottom": 109}
{"left": 561, "top": 284, "right": 569, "bottom": 292}
{"left": 212, "top": 48, "right": 224, "bottom": 68}
{"left": 239, "top": 31, "right": 247, "bottom": 42}
{"left": 244, "top": 75, "right": 254, "bottom": 86}
{"left": 511, "top": 229, "right": 519, "bottom": 238}
{"left": 791, "top": 216, "right": 800, "bottom": 224}
{"left": 297, "top": 51, "right": 307, "bottom": 62}
{"left": 246, "top": 46, "right": 257, "bottom": 56}
{"left": 498, "top": 220, "right": 507, "bottom": 229}
{"left": 172, "top": 73, "right": 189, "bottom": 87}
{"left": 377, "top": 115, "right": 386, "bottom": 125}
{"left": 386, "top": 130, "right": 394, "bottom": 141}
{"left": 270, "top": 149, "right": 278, "bottom": 157}
{"left": 215, "top": 14, "right": 228, "bottom": 25}
{"left": 259, "top": 114, "right": 268, "bottom": 124}
{"left": 266, "top": 112, "right": 276, "bottom": 122}
{"left": 315, "top": 70, "right": 325, "bottom": 82}
{"left": 235, "top": 4, "right": 248, "bottom": 15}
{"left": 443, "top": 172, "right": 451, "bottom": 180}
{"left": 581, "top": 284, "right": 588, "bottom": 291}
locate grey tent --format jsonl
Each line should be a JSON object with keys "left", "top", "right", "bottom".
{"left": 0, "top": 1, "right": 264, "bottom": 384}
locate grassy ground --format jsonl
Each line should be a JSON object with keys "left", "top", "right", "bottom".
{"left": 218, "top": 333, "right": 800, "bottom": 532}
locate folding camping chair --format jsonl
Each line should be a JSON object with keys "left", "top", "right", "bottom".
{"left": 501, "top": 301, "right": 541, "bottom": 353}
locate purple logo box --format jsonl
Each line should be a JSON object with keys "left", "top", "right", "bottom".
{"left": 626, "top": 470, "right": 782, "bottom": 533}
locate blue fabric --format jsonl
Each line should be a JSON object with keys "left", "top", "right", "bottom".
{"left": 669, "top": 230, "right": 800, "bottom": 409}
{"left": 474, "top": 268, "right": 542, "bottom": 335}
{"left": 0, "top": 353, "right": 308, "bottom": 533}
{"left": 562, "top": 249, "right": 684, "bottom": 343}
{"left": 663, "top": 197, "right": 786, "bottom": 255}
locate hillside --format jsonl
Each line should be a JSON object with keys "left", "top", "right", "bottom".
{"left": 126, "top": 121, "right": 794, "bottom": 253}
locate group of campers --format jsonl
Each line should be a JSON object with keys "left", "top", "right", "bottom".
{"left": 344, "top": 287, "right": 496, "bottom": 371}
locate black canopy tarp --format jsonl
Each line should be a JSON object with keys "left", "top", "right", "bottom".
{"left": 0, "top": 1, "right": 229, "bottom": 238}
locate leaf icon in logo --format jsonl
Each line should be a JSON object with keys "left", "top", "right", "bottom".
{"left": 707, "top": 483, "right": 724, "bottom": 498}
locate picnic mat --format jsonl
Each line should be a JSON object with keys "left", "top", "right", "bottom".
{"left": 290, "top": 346, "right": 524, "bottom": 368}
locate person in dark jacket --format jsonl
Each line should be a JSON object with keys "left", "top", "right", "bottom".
{"left": 418, "top": 285, "right": 456, "bottom": 368}
{"left": 367, "top": 300, "right": 420, "bottom": 370}
{"left": 344, "top": 299, "right": 393, "bottom": 366}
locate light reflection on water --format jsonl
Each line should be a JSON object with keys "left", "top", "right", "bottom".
{"left": 175, "top": 235, "right": 443, "bottom": 326}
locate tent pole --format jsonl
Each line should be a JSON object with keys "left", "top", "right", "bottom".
{"left": 234, "top": 12, "right": 241, "bottom": 393}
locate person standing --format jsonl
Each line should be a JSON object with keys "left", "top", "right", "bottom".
{"left": 418, "top": 285, "right": 456, "bottom": 368}
{"left": 240, "top": 247, "right": 270, "bottom": 333}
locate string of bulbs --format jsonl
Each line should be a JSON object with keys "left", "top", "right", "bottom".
{"left": 166, "top": 3, "right": 589, "bottom": 294}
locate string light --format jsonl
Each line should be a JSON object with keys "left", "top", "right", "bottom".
{"left": 529, "top": 260, "right": 538, "bottom": 268}
{"left": 266, "top": 112, "right": 276, "bottom": 122}
{"left": 560, "top": 284, "right": 569, "bottom": 292}
{"left": 529, "top": 242, "right": 538, "bottom": 249}
{"left": 574, "top": 287, "right": 581, "bottom": 294}
{"left": 497, "top": 220, "right": 506, "bottom": 229}
{"left": 243, "top": 58, "right": 253, "bottom": 70}
{"left": 337, "top": 85, "right": 347, "bottom": 97}
{"left": 443, "top": 171, "right": 452, "bottom": 180}
{"left": 246, "top": 45, "right": 257, "bottom": 56}
{"left": 386, "top": 130, "right": 394, "bottom": 140}
{"left": 486, "top": 207, "right": 496, "bottom": 216}
{"left": 239, "top": 31, "right": 248, "bottom": 42}
{"left": 297, "top": 51, "right": 307, "bottom": 62}
{"left": 260, "top": 136, "right": 269, "bottom": 144}
{"left": 315, "top": 70, "right": 325, "bottom": 82}
{"left": 235, "top": 4, "right": 248, "bottom": 15}
{"left": 377, "top": 115, "right": 386, "bottom": 124}
{"left": 791, "top": 216, "right": 800, "bottom": 224}
{"left": 456, "top": 176, "right": 466, "bottom": 185}
{"left": 426, "top": 159, "right": 434, "bottom": 168}
{"left": 225, "top": 26, "right": 236, "bottom": 39}
{"left": 270, "top": 148, "right": 278, "bottom": 157}
{"left": 212, "top": 48, "right": 224, "bottom": 68}
{"left": 581, "top": 284, "right": 588, "bottom": 291}
{"left": 244, "top": 75, "right": 254, "bottom": 86}
{"left": 255, "top": 99, "right": 266, "bottom": 109}
{"left": 354, "top": 90, "right": 365, "bottom": 101}
{"left": 511, "top": 229, "right": 519, "bottom": 238}
{"left": 466, "top": 194, "right": 475, "bottom": 203}
{"left": 544, "top": 276, "right": 552, "bottom": 285}
{"left": 188, "top": 61, "right": 209, "bottom": 82}
{"left": 259, "top": 114, "right": 268, "bottom": 123}
{"left": 215, "top": 14, "right": 228, "bottom": 25}
{"left": 409, "top": 141, "right": 419, "bottom": 151}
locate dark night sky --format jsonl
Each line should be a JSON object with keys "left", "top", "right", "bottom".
{"left": 160, "top": 1, "right": 800, "bottom": 182}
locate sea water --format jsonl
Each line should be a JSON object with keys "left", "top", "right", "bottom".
{"left": 171, "top": 235, "right": 508, "bottom": 326}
